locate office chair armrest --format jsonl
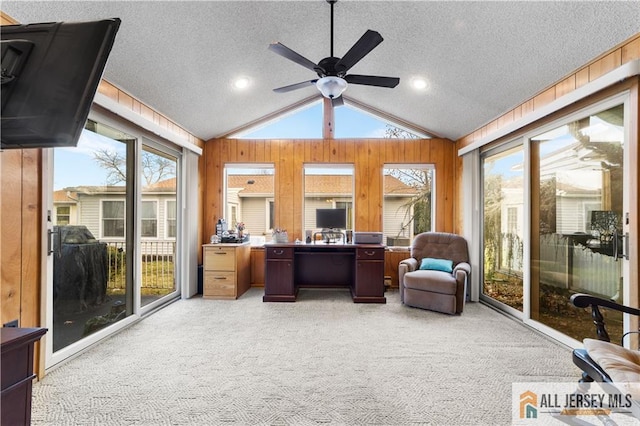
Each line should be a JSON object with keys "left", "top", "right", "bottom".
{"left": 571, "top": 293, "right": 640, "bottom": 343}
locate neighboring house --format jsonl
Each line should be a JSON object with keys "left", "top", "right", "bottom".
{"left": 55, "top": 175, "right": 419, "bottom": 247}
{"left": 53, "top": 178, "right": 177, "bottom": 256}
{"left": 227, "top": 174, "right": 419, "bottom": 243}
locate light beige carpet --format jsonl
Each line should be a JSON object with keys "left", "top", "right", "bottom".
{"left": 32, "top": 288, "right": 579, "bottom": 425}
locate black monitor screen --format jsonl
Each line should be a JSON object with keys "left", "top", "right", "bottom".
{"left": 1, "top": 18, "right": 121, "bottom": 149}
{"left": 316, "top": 208, "right": 347, "bottom": 230}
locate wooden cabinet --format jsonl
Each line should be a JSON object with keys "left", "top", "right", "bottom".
{"left": 354, "top": 247, "right": 386, "bottom": 303}
{"left": 1, "top": 327, "right": 47, "bottom": 426}
{"left": 203, "top": 243, "right": 251, "bottom": 299}
{"left": 263, "top": 246, "right": 295, "bottom": 302}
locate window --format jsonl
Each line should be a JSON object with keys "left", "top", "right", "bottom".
{"left": 102, "top": 200, "right": 125, "bottom": 237}
{"left": 224, "top": 164, "right": 275, "bottom": 242}
{"left": 303, "top": 165, "right": 354, "bottom": 235}
{"left": 166, "top": 200, "right": 177, "bottom": 238}
{"left": 141, "top": 201, "right": 158, "bottom": 238}
{"left": 233, "top": 102, "right": 429, "bottom": 139}
{"left": 383, "top": 165, "right": 434, "bottom": 246}
{"left": 56, "top": 206, "right": 70, "bottom": 225}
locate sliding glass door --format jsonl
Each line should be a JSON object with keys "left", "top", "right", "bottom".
{"left": 530, "top": 104, "right": 627, "bottom": 343}
{"left": 482, "top": 145, "right": 524, "bottom": 313}
{"left": 47, "top": 114, "right": 184, "bottom": 367}
{"left": 479, "top": 98, "right": 630, "bottom": 346}
{"left": 139, "top": 145, "right": 179, "bottom": 310}
{"left": 51, "top": 120, "right": 134, "bottom": 354}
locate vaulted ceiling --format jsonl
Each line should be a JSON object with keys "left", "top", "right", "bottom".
{"left": 3, "top": 1, "right": 639, "bottom": 141}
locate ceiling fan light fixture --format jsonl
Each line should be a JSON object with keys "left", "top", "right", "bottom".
{"left": 316, "top": 76, "right": 347, "bottom": 99}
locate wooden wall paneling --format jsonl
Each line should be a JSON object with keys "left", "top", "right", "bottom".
{"left": 235, "top": 139, "right": 250, "bottom": 162}
{"left": 306, "top": 139, "right": 322, "bottom": 163}
{"left": 20, "top": 149, "right": 41, "bottom": 327}
{"left": 277, "top": 141, "right": 295, "bottom": 231}
{"left": 203, "top": 141, "right": 221, "bottom": 240}
{"left": 344, "top": 139, "right": 355, "bottom": 163}
{"left": 204, "top": 137, "right": 456, "bottom": 249}
{"left": 384, "top": 250, "right": 411, "bottom": 288}
{"left": 254, "top": 139, "right": 265, "bottom": 163}
{"left": 367, "top": 140, "right": 383, "bottom": 232}
{"left": 1, "top": 150, "right": 23, "bottom": 325}
{"left": 292, "top": 140, "right": 305, "bottom": 239}
{"left": 622, "top": 36, "right": 640, "bottom": 63}
{"left": 250, "top": 247, "right": 265, "bottom": 286}
{"left": 354, "top": 140, "right": 370, "bottom": 231}
{"left": 328, "top": 138, "right": 340, "bottom": 162}
{"left": 556, "top": 75, "right": 577, "bottom": 98}
{"left": 384, "top": 138, "right": 397, "bottom": 164}
{"left": 533, "top": 87, "right": 556, "bottom": 110}
{"left": 246, "top": 139, "right": 256, "bottom": 162}
{"left": 589, "top": 49, "right": 622, "bottom": 82}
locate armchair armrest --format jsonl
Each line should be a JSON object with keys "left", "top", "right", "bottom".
{"left": 453, "top": 261, "right": 471, "bottom": 277}
{"left": 399, "top": 257, "right": 418, "bottom": 272}
{"left": 570, "top": 293, "right": 640, "bottom": 344}
{"left": 398, "top": 257, "right": 418, "bottom": 303}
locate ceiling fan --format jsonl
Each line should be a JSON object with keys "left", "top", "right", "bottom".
{"left": 268, "top": 0, "right": 400, "bottom": 107}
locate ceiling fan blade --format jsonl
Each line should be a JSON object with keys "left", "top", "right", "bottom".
{"left": 268, "top": 42, "right": 321, "bottom": 73}
{"left": 273, "top": 80, "right": 318, "bottom": 93}
{"left": 345, "top": 74, "right": 399, "bottom": 88}
{"left": 335, "top": 30, "right": 383, "bottom": 74}
{"left": 331, "top": 96, "right": 344, "bottom": 108}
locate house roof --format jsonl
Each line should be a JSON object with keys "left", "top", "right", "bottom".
{"left": 53, "top": 190, "right": 78, "bottom": 203}
{"left": 228, "top": 174, "right": 418, "bottom": 196}
{"left": 3, "top": 1, "right": 638, "bottom": 141}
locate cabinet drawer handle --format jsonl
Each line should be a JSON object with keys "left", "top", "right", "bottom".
{"left": 364, "top": 251, "right": 376, "bottom": 256}
{"left": 215, "top": 252, "right": 227, "bottom": 255}
{"left": 273, "top": 249, "right": 284, "bottom": 255}
{"left": 214, "top": 276, "right": 227, "bottom": 280}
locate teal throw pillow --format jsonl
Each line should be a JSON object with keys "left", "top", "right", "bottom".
{"left": 419, "top": 257, "right": 453, "bottom": 273}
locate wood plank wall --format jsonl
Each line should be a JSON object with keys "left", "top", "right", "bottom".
{"left": 202, "top": 138, "right": 457, "bottom": 246}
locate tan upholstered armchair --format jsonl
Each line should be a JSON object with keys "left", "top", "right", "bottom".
{"left": 399, "top": 232, "right": 470, "bottom": 314}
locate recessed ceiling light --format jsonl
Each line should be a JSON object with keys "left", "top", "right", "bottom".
{"left": 233, "top": 77, "right": 250, "bottom": 90}
{"left": 411, "top": 77, "right": 429, "bottom": 91}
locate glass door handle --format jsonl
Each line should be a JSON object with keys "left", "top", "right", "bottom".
{"left": 623, "top": 232, "right": 629, "bottom": 260}
{"left": 47, "top": 228, "right": 59, "bottom": 256}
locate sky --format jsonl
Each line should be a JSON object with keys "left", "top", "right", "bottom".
{"left": 54, "top": 102, "right": 404, "bottom": 190}
{"left": 236, "top": 101, "right": 397, "bottom": 139}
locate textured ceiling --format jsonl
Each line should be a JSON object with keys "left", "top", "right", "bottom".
{"left": 2, "top": 1, "right": 640, "bottom": 141}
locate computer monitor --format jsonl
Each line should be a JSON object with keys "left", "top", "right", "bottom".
{"left": 1, "top": 18, "right": 121, "bottom": 149}
{"left": 316, "top": 208, "right": 347, "bottom": 230}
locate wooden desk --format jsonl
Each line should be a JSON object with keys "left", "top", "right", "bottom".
{"left": 1, "top": 327, "right": 47, "bottom": 426}
{"left": 263, "top": 243, "right": 386, "bottom": 303}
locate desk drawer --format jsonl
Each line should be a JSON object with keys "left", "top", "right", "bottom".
{"left": 204, "top": 271, "right": 236, "bottom": 297}
{"left": 204, "top": 247, "right": 236, "bottom": 271}
{"left": 266, "top": 247, "right": 293, "bottom": 260}
{"left": 356, "top": 247, "right": 385, "bottom": 260}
